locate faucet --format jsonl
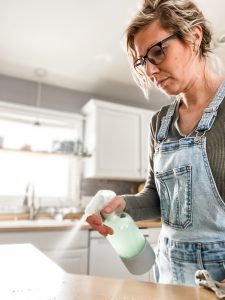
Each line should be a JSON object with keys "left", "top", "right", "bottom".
{"left": 23, "top": 183, "right": 38, "bottom": 220}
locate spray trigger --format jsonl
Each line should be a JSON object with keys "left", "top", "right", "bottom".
{"left": 84, "top": 190, "right": 116, "bottom": 219}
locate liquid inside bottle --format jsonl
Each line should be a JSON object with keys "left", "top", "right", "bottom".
{"left": 103, "top": 212, "right": 146, "bottom": 259}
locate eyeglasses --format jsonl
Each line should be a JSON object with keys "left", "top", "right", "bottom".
{"left": 134, "top": 32, "right": 179, "bottom": 73}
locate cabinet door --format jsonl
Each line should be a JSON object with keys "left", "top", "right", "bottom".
{"left": 141, "top": 111, "right": 154, "bottom": 179}
{"left": 0, "top": 229, "right": 89, "bottom": 251}
{"left": 149, "top": 243, "right": 157, "bottom": 282}
{"left": 148, "top": 227, "right": 161, "bottom": 282}
{"left": 0, "top": 230, "right": 89, "bottom": 275}
{"left": 45, "top": 248, "right": 88, "bottom": 275}
{"left": 93, "top": 108, "right": 141, "bottom": 179}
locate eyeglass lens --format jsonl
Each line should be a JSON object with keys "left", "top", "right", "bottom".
{"left": 148, "top": 45, "right": 164, "bottom": 64}
{"left": 134, "top": 44, "right": 164, "bottom": 73}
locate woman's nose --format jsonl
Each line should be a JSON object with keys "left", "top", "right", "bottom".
{"left": 145, "top": 61, "right": 160, "bottom": 78}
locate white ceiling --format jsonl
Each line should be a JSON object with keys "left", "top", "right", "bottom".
{"left": 0, "top": 0, "right": 225, "bottom": 104}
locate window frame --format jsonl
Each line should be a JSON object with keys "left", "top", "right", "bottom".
{"left": 0, "top": 101, "right": 85, "bottom": 210}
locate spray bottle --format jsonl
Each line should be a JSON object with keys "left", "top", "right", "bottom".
{"left": 84, "top": 190, "right": 155, "bottom": 275}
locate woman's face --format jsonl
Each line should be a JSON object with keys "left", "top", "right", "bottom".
{"left": 133, "top": 20, "right": 200, "bottom": 95}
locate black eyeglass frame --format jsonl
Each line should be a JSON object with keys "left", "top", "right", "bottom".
{"left": 134, "top": 32, "right": 180, "bottom": 69}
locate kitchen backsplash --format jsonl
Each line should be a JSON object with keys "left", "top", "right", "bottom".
{"left": 80, "top": 178, "right": 142, "bottom": 198}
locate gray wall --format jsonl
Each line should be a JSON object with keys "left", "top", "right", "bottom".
{"left": 0, "top": 74, "right": 169, "bottom": 113}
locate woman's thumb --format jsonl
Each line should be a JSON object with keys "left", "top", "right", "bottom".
{"left": 102, "top": 196, "right": 125, "bottom": 214}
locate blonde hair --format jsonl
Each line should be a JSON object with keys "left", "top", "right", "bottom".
{"left": 126, "top": 0, "right": 212, "bottom": 97}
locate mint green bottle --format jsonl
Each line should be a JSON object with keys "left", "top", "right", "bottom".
{"left": 103, "top": 211, "right": 155, "bottom": 275}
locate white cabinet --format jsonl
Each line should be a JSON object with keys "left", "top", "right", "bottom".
{"left": 140, "top": 110, "right": 154, "bottom": 179}
{"left": 82, "top": 99, "right": 154, "bottom": 180}
{"left": 0, "top": 228, "right": 89, "bottom": 275}
{"left": 89, "top": 228, "right": 159, "bottom": 282}
{"left": 45, "top": 248, "right": 88, "bottom": 274}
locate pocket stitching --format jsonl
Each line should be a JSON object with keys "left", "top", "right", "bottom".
{"left": 155, "top": 164, "right": 192, "bottom": 230}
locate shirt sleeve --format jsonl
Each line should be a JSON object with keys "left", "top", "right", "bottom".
{"left": 122, "top": 111, "right": 161, "bottom": 221}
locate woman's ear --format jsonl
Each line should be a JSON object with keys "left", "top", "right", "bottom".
{"left": 192, "top": 25, "right": 203, "bottom": 49}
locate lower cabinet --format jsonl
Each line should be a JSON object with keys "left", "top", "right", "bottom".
{"left": 0, "top": 228, "right": 89, "bottom": 275}
{"left": 89, "top": 228, "right": 161, "bottom": 282}
{"left": 45, "top": 248, "right": 88, "bottom": 274}
{"left": 0, "top": 226, "right": 160, "bottom": 279}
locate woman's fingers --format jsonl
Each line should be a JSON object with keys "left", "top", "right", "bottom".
{"left": 87, "top": 214, "right": 102, "bottom": 226}
{"left": 86, "top": 214, "right": 113, "bottom": 236}
{"left": 102, "top": 196, "right": 126, "bottom": 214}
{"left": 85, "top": 195, "right": 125, "bottom": 236}
{"left": 97, "top": 224, "right": 114, "bottom": 236}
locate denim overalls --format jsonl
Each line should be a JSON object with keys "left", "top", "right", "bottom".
{"left": 153, "top": 80, "right": 225, "bottom": 286}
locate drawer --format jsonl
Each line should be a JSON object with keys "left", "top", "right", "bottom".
{"left": 0, "top": 229, "right": 89, "bottom": 250}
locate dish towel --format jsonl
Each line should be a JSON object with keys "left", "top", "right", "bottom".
{"left": 195, "top": 270, "right": 225, "bottom": 298}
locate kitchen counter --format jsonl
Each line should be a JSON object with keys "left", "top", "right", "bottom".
{"left": 0, "top": 211, "right": 89, "bottom": 232}
{"left": 0, "top": 219, "right": 90, "bottom": 232}
{"left": 0, "top": 243, "right": 217, "bottom": 300}
{"left": 60, "top": 274, "right": 217, "bottom": 300}
{"left": 0, "top": 212, "right": 161, "bottom": 232}
{"left": 136, "top": 219, "right": 161, "bottom": 228}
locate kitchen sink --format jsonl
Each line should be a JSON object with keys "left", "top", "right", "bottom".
{"left": 0, "top": 211, "right": 84, "bottom": 222}
{"left": 0, "top": 209, "right": 86, "bottom": 231}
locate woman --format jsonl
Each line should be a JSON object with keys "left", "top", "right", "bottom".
{"left": 87, "top": 0, "right": 225, "bottom": 286}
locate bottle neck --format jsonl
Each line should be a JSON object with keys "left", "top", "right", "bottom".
{"left": 102, "top": 211, "right": 119, "bottom": 221}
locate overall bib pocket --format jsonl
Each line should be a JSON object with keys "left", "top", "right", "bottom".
{"left": 155, "top": 165, "right": 192, "bottom": 230}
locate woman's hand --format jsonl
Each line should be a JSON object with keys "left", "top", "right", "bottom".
{"left": 86, "top": 195, "right": 126, "bottom": 236}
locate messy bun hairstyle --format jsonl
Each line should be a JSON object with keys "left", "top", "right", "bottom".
{"left": 125, "top": 0, "right": 212, "bottom": 97}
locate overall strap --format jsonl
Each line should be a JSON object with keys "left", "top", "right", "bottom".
{"left": 196, "top": 80, "right": 225, "bottom": 132}
{"left": 157, "top": 99, "right": 177, "bottom": 142}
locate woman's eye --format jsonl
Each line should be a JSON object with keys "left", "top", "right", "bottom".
{"left": 152, "top": 48, "right": 163, "bottom": 58}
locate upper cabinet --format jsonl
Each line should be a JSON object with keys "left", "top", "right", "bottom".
{"left": 140, "top": 110, "right": 154, "bottom": 179}
{"left": 82, "top": 100, "right": 155, "bottom": 180}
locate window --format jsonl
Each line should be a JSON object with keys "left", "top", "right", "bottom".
{"left": 0, "top": 101, "right": 84, "bottom": 211}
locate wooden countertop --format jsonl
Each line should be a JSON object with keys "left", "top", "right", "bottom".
{"left": 136, "top": 219, "right": 161, "bottom": 228}
{"left": 60, "top": 274, "right": 218, "bottom": 300}
{"left": 0, "top": 243, "right": 217, "bottom": 300}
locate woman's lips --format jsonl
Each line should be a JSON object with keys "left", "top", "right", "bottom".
{"left": 158, "top": 78, "right": 168, "bottom": 88}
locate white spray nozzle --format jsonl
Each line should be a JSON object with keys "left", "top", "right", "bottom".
{"left": 84, "top": 190, "right": 116, "bottom": 218}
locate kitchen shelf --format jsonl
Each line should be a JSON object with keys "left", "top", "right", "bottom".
{"left": 0, "top": 147, "right": 91, "bottom": 158}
